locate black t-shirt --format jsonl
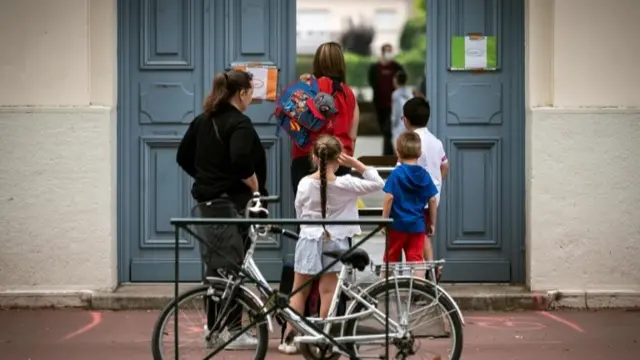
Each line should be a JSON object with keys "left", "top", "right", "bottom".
{"left": 176, "top": 103, "right": 268, "bottom": 208}
{"left": 368, "top": 60, "right": 405, "bottom": 109}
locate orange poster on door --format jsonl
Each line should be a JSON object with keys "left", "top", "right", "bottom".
{"left": 232, "top": 63, "right": 278, "bottom": 101}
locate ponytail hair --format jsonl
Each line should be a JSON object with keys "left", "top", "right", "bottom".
{"left": 318, "top": 145, "right": 330, "bottom": 239}
{"left": 204, "top": 73, "right": 228, "bottom": 115}
{"left": 312, "top": 135, "right": 343, "bottom": 240}
{"left": 203, "top": 70, "right": 253, "bottom": 116}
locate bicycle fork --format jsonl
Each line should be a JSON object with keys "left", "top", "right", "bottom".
{"left": 205, "top": 277, "right": 243, "bottom": 339}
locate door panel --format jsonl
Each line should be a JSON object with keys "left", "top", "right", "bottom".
{"left": 119, "top": 0, "right": 295, "bottom": 282}
{"left": 428, "top": 0, "right": 525, "bottom": 282}
{"left": 219, "top": 0, "right": 293, "bottom": 281}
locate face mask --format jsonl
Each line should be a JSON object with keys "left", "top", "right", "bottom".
{"left": 383, "top": 52, "right": 395, "bottom": 61}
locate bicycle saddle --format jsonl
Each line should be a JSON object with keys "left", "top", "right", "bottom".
{"left": 323, "top": 248, "right": 371, "bottom": 271}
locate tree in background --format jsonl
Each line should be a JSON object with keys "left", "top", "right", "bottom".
{"left": 399, "top": 0, "right": 426, "bottom": 53}
{"left": 339, "top": 18, "right": 375, "bottom": 57}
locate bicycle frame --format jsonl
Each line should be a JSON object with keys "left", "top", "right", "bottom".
{"left": 292, "top": 264, "right": 466, "bottom": 347}
{"left": 170, "top": 198, "right": 406, "bottom": 360}
{"left": 201, "top": 217, "right": 399, "bottom": 350}
{"left": 235, "top": 212, "right": 466, "bottom": 347}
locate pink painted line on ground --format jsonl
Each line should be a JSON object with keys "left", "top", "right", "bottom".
{"left": 466, "top": 316, "right": 512, "bottom": 322}
{"left": 538, "top": 311, "right": 585, "bottom": 333}
{"left": 61, "top": 312, "right": 102, "bottom": 341}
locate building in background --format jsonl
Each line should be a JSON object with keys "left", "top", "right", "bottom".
{"left": 297, "top": 0, "right": 412, "bottom": 55}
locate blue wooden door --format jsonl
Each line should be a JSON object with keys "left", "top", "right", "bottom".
{"left": 118, "top": 0, "right": 296, "bottom": 282}
{"left": 427, "top": 0, "right": 525, "bottom": 282}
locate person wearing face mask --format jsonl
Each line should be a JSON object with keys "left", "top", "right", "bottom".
{"left": 176, "top": 69, "right": 268, "bottom": 350}
{"left": 368, "top": 43, "right": 406, "bottom": 156}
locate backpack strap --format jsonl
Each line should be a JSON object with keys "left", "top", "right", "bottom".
{"left": 309, "top": 77, "right": 319, "bottom": 92}
{"left": 329, "top": 78, "right": 345, "bottom": 96}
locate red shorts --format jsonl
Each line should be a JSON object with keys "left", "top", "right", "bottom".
{"left": 384, "top": 229, "right": 425, "bottom": 263}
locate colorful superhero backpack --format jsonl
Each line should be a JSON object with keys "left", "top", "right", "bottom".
{"left": 274, "top": 77, "right": 337, "bottom": 150}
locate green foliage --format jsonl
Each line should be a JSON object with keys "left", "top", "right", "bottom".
{"left": 339, "top": 20, "right": 375, "bottom": 57}
{"left": 399, "top": 14, "right": 426, "bottom": 52}
{"left": 296, "top": 52, "right": 425, "bottom": 87}
{"left": 296, "top": 0, "right": 427, "bottom": 88}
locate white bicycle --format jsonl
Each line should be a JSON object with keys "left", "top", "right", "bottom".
{"left": 152, "top": 195, "right": 465, "bottom": 360}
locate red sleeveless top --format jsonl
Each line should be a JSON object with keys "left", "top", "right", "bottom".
{"left": 290, "top": 77, "right": 357, "bottom": 158}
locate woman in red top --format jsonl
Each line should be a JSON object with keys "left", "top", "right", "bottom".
{"left": 290, "top": 42, "right": 360, "bottom": 195}
{"left": 279, "top": 42, "right": 360, "bottom": 354}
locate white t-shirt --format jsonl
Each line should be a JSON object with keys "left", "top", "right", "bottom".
{"left": 391, "top": 86, "right": 413, "bottom": 146}
{"left": 409, "top": 127, "right": 448, "bottom": 208}
{"left": 295, "top": 168, "right": 385, "bottom": 240}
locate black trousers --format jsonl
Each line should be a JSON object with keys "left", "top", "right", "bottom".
{"left": 375, "top": 107, "right": 394, "bottom": 156}
{"left": 193, "top": 199, "right": 248, "bottom": 332}
{"left": 289, "top": 156, "right": 351, "bottom": 320}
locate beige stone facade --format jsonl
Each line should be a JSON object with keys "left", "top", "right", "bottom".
{"left": 525, "top": 0, "right": 640, "bottom": 294}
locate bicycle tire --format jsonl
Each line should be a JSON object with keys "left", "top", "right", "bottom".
{"left": 151, "top": 282, "right": 269, "bottom": 360}
{"left": 343, "top": 279, "right": 463, "bottom": 360}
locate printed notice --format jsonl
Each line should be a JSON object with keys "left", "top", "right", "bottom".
{"left": 232, "top": 63, "right": 278, "bottom": 100}
{"left": 450, "top": 36, "right": 497, "bottom": 70}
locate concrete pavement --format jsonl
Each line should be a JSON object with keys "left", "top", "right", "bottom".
{"left": 0, "top": 309, "right": 638, "bottom": 359}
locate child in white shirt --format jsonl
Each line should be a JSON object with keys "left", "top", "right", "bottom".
{"left": 401, "top": 98, "right": 449, "bottom": 279}
{"left": 391, "top": 71, "right": 413, "bottom": 149}
{"left": 279, "top": 135, "right": 384, "bottom": 354}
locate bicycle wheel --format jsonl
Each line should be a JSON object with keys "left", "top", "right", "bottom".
{"left": 343, "top": 279, "right": 463, "bottom": 360}
{"left": 151, "top": 282, "right": 269, "bottom": 360}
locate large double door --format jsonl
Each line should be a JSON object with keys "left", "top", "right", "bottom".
{"left": 428, "top": 0, "right": 526, "bottom": 282}
{"left": 118, "top": 0, "right": 296, "bottom": 282}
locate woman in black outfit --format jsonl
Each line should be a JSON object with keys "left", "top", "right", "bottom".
{"left": 176, "top": 69, "right": 267, "bottom": 350}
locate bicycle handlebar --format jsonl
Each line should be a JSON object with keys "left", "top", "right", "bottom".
{"left": 244, "top": 195, "right": 280, "bottom": 219}
{"left": 268, "top": 226, "right": 299, "bottom": 241}
{"left": 242, "top": 196, "right": 300, "bottom": 241}
{"left": 255, "top": 195, "right": 281, "bottom": 204}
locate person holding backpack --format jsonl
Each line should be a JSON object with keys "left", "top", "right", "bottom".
{"left": 273, "top": 41, "right": 360, "bottom": 352}
{"left": 290, "top": 42, "right": 360, "bottom": 191}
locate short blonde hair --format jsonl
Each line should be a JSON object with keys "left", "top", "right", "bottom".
{"left": 396, "top": 131, "right": 422, "bottom": 160}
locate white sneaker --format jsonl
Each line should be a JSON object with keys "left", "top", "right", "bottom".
{"left": 204, "top": 325, "right": 215, "bottom": 349}
{"left": 225, "top": 332, "right": 259, "bottom": 350}
{"left": 278, "top": 342, "right": 298, "bottom": 354}
{"left": 205, "top": 327, "right": 258, "bottom": 350}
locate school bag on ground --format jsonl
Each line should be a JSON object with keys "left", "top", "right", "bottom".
{"left": 273, "top": 77, "right": 338, "bottom": 150}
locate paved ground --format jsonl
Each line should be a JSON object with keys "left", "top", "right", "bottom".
{"left": 1, "top": 309, "right": 638, "bottom": 359}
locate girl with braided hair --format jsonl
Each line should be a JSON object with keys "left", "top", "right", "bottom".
{"left": 279, "top": 135, "right": 385, "bottom": 354}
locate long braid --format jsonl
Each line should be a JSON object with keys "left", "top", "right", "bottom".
{"left": 318, "top": 148, "right": 330, "bottom": 240}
